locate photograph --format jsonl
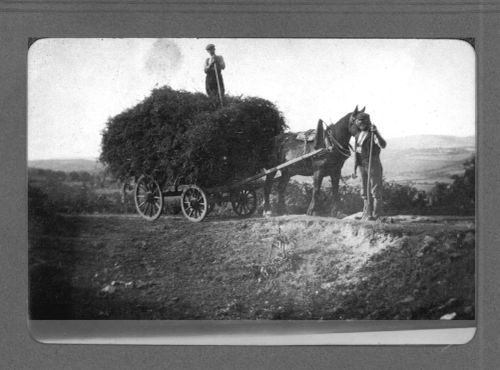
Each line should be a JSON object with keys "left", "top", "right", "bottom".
{"left": 28, "top": 38, "right": 475, "bottom": 321}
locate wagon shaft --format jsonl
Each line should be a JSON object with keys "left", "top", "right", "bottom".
{"left": 224, "top": 146, "right": 328, "bottom": 191}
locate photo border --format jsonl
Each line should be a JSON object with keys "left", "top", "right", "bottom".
{"left": 1, "top": 0, "right": 496, "bottom": 368}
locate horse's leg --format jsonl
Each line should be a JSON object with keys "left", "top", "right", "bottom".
{"left": 263, "top": 172, "right": 276, "bottom": 216}
{"left": 329, "top": 167, "right": 342, "bottom": 217}
{"left": 307, "top": 168, "right": 324, "bottom": 216}
{"left": 276, "top": 170, "right": 291, "bottom": 215}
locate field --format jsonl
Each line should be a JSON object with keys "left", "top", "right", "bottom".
{"left": 28, "top": 134, "right": 475, "bottom": 320}
{"left": 29, "top": 213, "right": 475, "bottom": 320}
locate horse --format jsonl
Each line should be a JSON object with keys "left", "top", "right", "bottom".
{"left": 263, "top": 106, "right": 366, "bottom": 217}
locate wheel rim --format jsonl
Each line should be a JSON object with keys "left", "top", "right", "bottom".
{"left": 181, "top": 185, "right": 208, "bottom": 222}
{"left": 231, "top": 188, "right": 257, "bottom": 217}
{"left": 134, "top": 175, "right": 164, "bottom": 221}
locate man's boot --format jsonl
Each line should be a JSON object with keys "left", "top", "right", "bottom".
{"left": 361, "top": 197, "right": 372, "bottom": 221}
{"left": 372, "top": 197, "right": 382, "bottom": 220}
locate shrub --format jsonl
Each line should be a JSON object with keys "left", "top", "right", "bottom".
{"left": 382, "top": 181, "right": 420, "bottom": 214}
{"left": 427, "top": 156, "right": 475, "bottom": 215}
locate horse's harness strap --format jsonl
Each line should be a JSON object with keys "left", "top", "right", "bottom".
{"left": 323, "top": 121, "right": 351, "bottom": 157}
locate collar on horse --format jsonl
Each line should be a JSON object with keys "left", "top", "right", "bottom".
{"left": 323, "top": 121, "right": 352, "bottom": 157}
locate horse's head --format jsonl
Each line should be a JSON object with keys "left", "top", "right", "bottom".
{"left": 349, "top": 105, "right": 371, "bottom": 135}
{"left": 316, "top": 106, "right": 372, "bottom": 151}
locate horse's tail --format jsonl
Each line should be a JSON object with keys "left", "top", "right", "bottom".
{"left": 314, "top": 119, "right": 325, "bottom": 149}
{"left": 268, "top": 133, "right": 284, "bottom": 168}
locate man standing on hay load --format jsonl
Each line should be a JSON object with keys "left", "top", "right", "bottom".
{"left": 353, "top": 112, "right": 387, "bottom": 221}
{"left": 204, "top": 44, "right": 225, "bottom": 103}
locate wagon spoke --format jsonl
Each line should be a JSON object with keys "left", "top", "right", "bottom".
{"left": 180, "top": 185, "right": 208, "bottom": 222}
{"left": 231, "top": 188, "right": 257, "bottom": 218}
{"left": 133, "top": 176, "right": 164, "bottom": 221}
{"left": 151, "top": 201, "right": 158, "bottom": 212}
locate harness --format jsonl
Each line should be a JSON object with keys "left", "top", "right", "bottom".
{"left": 323, "top": 121, "right": 352, "bottom": 158}
{"left": 297, "top": 116, "right": 355, "bottom": 158}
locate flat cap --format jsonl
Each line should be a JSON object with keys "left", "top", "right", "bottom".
{"left": 205, "top": 43, "right": 215, "bottom": 50}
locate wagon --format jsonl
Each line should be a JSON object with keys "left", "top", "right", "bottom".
{"left": 133, "top": 146, "right": 330, "bottom": 222}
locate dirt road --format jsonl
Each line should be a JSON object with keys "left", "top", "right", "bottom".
{"left": 29, "top": 213, "right": 475, "bottom": 320}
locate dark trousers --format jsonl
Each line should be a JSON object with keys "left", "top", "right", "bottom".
{"left": 358, "top": 156, "right": 383, "bottom": 218}
{"left": 205, "top": 74, "right": 225, "bottom": 98}
{"left": 359, "top": 158, "right": 383, "bottom": 200}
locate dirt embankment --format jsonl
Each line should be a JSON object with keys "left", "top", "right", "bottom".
{"left": 29, "top": 214, "right": 475, "bottom": 320}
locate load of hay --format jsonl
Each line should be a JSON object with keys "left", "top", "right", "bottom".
{"left": 100, "top": 86, "right": 287, "bottom": 188}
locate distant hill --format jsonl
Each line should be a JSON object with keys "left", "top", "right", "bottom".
{"left": 337, "top": 135, "right": 475, "bottom": 190}
{"left": 28, "top": 135, "right": 475, "bottom": 189}
{"left": 28, "top": 158, "right": 104, "bottom": 173}
{"left": 384, "top": 135, "right": 475, "bottom": 150}
{"left": 287, "top": 135, "right": 476, "bottom": 190}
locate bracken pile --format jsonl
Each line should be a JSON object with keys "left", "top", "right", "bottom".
{"left": 100, "top": 86, "right": 287, "bottom": 187}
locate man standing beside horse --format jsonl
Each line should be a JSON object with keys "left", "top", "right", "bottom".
{"left": 353, "top": 112, "right": 387, "bottom": 221}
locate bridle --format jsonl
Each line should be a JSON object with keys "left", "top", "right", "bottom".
{"left": 322, "top": 116, "right": 356, "bottom": 158}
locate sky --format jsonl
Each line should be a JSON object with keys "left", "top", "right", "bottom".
{"left": 28, "top": 38, "right": 475, "bottom": 160}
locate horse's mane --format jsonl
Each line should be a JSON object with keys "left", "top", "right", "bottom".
{"left": 314, "top": 119, "right": 325, "bottom": 150}
{"left": 332, "top": 112, "right": 352, "bottom": 130}
{"left": 314, "top": 112, "right": 352, "bottom": 149}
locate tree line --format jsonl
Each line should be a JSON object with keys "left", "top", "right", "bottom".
{"left": 29, "top": 155, "right": 474, "bottom": 223}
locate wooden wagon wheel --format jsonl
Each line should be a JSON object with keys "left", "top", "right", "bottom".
{"left": 230, "top": 187, "right": 257, "bottom": 218}
{"left": 134, "top": 175, "right": 164, "bottom": 221}
{"left": 181, "top": 185, "right": 208, "bottom": 222}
